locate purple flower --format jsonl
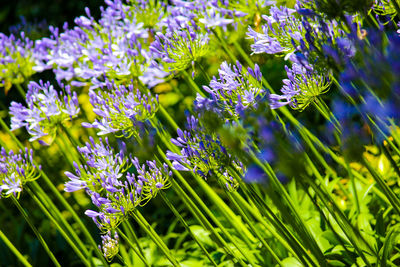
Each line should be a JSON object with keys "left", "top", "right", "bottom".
{"left": 0, "top": 147, "right": 40, "bottom": 199}
{"left": 64, "top": 137, "right": 171, "bottom": 230}
{"left": 269, "top": 63, "right": 331, "bottom": 110}
{"left": 84, "top": 80, "right": 158, "bottom": 138}
{"left": 0, "top": 32, "right": 35, "bottom": 90}
{"left": 166, "top": 115, "right": 242, "bottom": 191}
{"left": 195, "top": 61, "right": 264, "bottom": 119}
{"left": 9, "top": 80, "right": 80, "bottom": 143}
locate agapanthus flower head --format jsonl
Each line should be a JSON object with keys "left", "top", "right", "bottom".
{"left": 246, "top": 6, "right": 300, "bottom": 56}
{"left": 9, "top": 80, "right": 80, "bottom": 143}
{"left": 195, "top": 61, "right": 264, "bottom": 119}
{"left": 36, "top": 1, "right": 168, "bottom": 88}
{"left": 269, "top": 63, "right": 331, "bottom": 110}
{"left": 0, "top": 32, "right": 35, "bottom": 92}
{"left": 166, "top": 0, "right": 246, "bottom": 30}
{"left": 166, "top": 115, "right": 241, "bottom": 191}
{"left": 65, "top": 137, "right": 171, "bottom": 230}
{"left": 248, "top": 3, "right": 355, "bottom": 74}
{"left": 99, "top": 230, "right": 119, "bottom": 261}
{"left": 83, "top": 81, "right": 158, "bottom": 138}
{"left": 127, "top": 0, "right": 166, "bottom": 29}
{"left": 150, "top": 22, "right": 209, "bottom": 73}
{"left": 0, "top": 147, "right": 40, "bottom": 199}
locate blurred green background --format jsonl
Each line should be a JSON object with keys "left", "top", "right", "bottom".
{"left": 0, "top": 0, "right": 101, "bottom": 34}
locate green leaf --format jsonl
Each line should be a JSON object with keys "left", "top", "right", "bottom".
{"left": 281, "top": 257, "right": 303, "bottom": 267}
{"left": 380, "top": 226, "right": 400, "bottom": 267}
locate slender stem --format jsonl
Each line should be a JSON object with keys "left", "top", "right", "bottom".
{"left": 159, "top": 191, "right": 218, "bottom": 267}
{"left": 223, "top": 190, "right": 282, "bottom": 265}
{"left": 55, "top": 138, "right": 75, "bottom": 168}
{"left": 11, "top": 196, "right": 62, "bottom": 267}
{"left": 158, "top": 106, "right": 179, "bottom": 131}
{"left": 122, "top": 221, "right": 147, "bottom": 262}
{"left": 248, "top": 151, "right": 326, "bottom": 265}
{"left": 58, "top": 127, "right": 82, "bottom": 164}
{"left": 28, "top": 182, "right": 90, "bottom": 257}
{"left": 14, "top": 83, "right": 26, "bottom": 100}
{"left": 131, "top": 210, "right": 181, "bottom": 266}
{"left": 157, "top": 148, "right": 255, "bottom": 266}
{"left": 182, "top": 70, "right": 206, "bottom": 97}
{"left": 232, "top": 191, "right": 297, "bottom": 257}
{"left": 117, "top": 229, "right": 150, "bottom": 267}
{"left": 151, "top": 121, "right": 258, "bottom": 246}
{"left": 0, "top": 228, "right": 32, "bottom": 267}
{"left": 229, "top": 167, "right": 316, "bottom": 267}
{"left": 25, "top": 187, "right": 90, "bottom": 266}
{"left": 197, "top": 62, "right": 211, "bottom": 82}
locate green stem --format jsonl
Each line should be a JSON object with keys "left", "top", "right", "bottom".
{"left": 233, "top": 191, "right": 298, "bottom": 257}
{"left": 29, "top": 182, "right": 90, "bottom": 258}
{"left": 0, "top": 228, "right": 32, "bottom": 267}
{"left": 117, "top": 229, "right": 150, "bottom": 267}
{"left": 223, "top": 190, "right": 282, "bottom": 265}
{"left": 157, "top": 148, "right": 255, "bottom": 266}
{"left": 25, "top": 187, "right": 90, "bottom": 266}
{"left": 182, "top": 70, "right": 206, "bottom": 97}
{"left": 197, "top": 62, "right": 211, "bottom": 82}
{"left": 158, "top": 106, "right": 179, "bottom": 131}
{"left": 11, "top": 196, "right": 61, "bottom": 267}
{"left": 248, "top": 151, "right": 326, "bottom": 265}
{"left": 159, "top": 191, "right": 218, "bottom": 267}
{"left": 122, "top": 221, "right": 147, "bottom": 262}
{"left": 15, "top": 83, "right": 26, "bottom": 100}
{"left": 229, "top": 167, "right": 317, "bottom": 267}
{"left": 131, "top": 210, "right": 181, "bottom": 266}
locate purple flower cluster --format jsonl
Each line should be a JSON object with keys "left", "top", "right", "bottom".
{"left": 82, "top": 81, "right": 158, "bottom": 137}
{"left": 167, "top": 116, "right": 241, "bottom": 191}
{"left": 0, "top": 32, "right": 35, "bottom": 90}
{"left": 9, "top": 80, "right": 80, "bottom": 143}
{"left": 269, "top": 63, "right": 330, "bottom": 110}
{"left": 0, "top": 147, "right": 40, "bottom": 199}
{"left": 31, "top": 1, "right": 167, "bottom": 88}
{"left": 195, "top": 61, "right": 264, "bottom": 118}
{"left": 150, "top": 23, "right": 210, "bottom": 74}
{"left": 246, "top": 6, "right": 300, "bottom": 56}
{"left": 64, "top": 137, "right": 171, "bottom": 230}
{"left": 246, "top": 3, "right": 359, "bottom": 111}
